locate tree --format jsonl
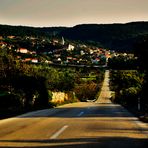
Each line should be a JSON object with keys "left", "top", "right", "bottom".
{"left": 110, "top": 70, "right": 144, "bottom": 107}
{"left": 134, "top": 36, "right": 148, "bottom": 111}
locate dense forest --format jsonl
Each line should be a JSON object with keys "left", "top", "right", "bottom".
{"left": 1, "top": 21, "right": 148, "bottom": 51}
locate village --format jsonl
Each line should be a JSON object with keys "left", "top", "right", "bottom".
{"left": 0, "top": 35, "right": 113, "bottom": 66}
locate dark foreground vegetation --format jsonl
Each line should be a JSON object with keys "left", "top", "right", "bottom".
{"left": 109, "top": 36, "right": 148, "bottom": 122}
{"left": 0, "top": 47, "right": 104, "bottom": 119}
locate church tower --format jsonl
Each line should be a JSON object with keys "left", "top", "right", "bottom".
{"left": 62, "top": 36, "right": 65, "bottom": 45}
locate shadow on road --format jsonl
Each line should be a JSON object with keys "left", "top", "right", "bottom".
{"left": 17, "top": 104, "right": 135, "bottom": 119}
{"left": 0, "top": 136, "right": 147, "bottom": 148}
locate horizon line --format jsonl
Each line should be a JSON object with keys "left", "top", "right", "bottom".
{"left": 0, "top": 21, "right": 148, "bottom": 28}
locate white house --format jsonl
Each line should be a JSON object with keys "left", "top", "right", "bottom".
{"left": 67, "top": 44, "right": 74, "bottom": 51}
{"left": 31, "top": 59, "right": 38, "bottom": 63}
{"left": 17, "top": 48, "right": 28, "bottom": 54}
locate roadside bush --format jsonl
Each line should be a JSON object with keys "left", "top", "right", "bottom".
{"left": 74, "top": 82, "right": 98, "bottom": 102}
{"left": 117, "top": 87, "right": 140, "bottom": 105}
{"left": 110, "top": 70, "right": 144, "bottom": 107}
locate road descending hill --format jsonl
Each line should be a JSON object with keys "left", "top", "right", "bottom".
{"left": 0, "top": 70, "right": 147, "bottom": 147}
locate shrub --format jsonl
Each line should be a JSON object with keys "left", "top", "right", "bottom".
{"left": 119, "top": 87, "right": 140, "bottom": 105}
{"left": 74, "top": 82, "right": 98, "bottom": 102}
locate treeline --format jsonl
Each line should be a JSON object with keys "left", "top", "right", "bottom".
{"left": 0, "top": 47, "right": 104, "bottom": 118}
{"left": 0, "top": 24, "right": 67, "bottom": 37}
{"left": 108, "top": 54, "right": 138, "bottom": 69}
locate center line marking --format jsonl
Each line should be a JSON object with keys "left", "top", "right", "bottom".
{"left": 50, "top": 125, "right": 68, "bottom": 139}
{"left": 78, "top": 111, "right": 84, "bottom": 117}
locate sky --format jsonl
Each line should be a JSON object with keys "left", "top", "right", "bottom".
{"left": 0, "top": 0, "right": 148, "bottom": 27}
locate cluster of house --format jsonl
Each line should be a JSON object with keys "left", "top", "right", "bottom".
{"left": 0, "top": 36, "right": 111, "bottom": 66}
{"left": 48, "top": 42, "right": 111, "bottom": 66}
{"left": 16, "top": 48, "right": 38, "bottom": 63}
{"left": 0, "top": 41, "right": 38, "bottom": 63}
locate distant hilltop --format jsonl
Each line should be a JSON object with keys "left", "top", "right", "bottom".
{"left": 0, "top": 21, "right": 148, "bottom": 51}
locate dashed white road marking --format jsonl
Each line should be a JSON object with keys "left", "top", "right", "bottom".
{"left": 77, "top": 111, "right": 84, "bottom": 117}
{"left": 50, "top": 125, "right": 68, "bottom": 139}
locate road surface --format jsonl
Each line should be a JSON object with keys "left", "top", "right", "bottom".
{"left": 0, "top": 70, "right": 147, "bottom": 147}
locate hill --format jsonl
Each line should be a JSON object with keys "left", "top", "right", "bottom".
{"left": 1, "top": 22, "right": 148, "bottom": 51}
{"left": 0, "top": 25, "right": 67, "bottom": 37}
{"left": 60, "top": 22, "right": 148, "bottom": 51}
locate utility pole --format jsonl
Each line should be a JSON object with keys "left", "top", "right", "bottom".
{"left": 138, "top": 97, "right": 140, "bottom": 111}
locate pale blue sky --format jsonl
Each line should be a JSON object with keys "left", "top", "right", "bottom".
{"left": 0, "top": 0, "right": 148, "bottom": 27}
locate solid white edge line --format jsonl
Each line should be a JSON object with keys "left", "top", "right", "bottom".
{"left": 133, "top": 120, "right": 148, "bottom": 137}
{"left": 50, "top": 125, "right": 68, "bottom": 139}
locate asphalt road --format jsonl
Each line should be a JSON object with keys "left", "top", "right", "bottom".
{"left": 0, "top": 70, "right": 147, "bottom": 148}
